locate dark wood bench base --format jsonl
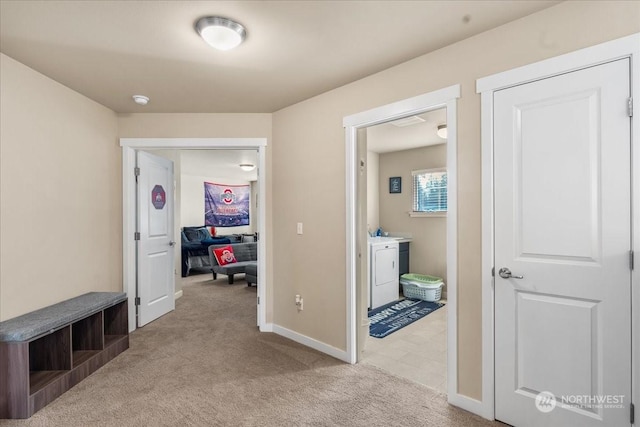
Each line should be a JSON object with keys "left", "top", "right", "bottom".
{"left": 0, "top": 294, "right": 129, "bottom": 419}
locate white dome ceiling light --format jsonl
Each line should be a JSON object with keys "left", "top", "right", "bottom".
{"left": 132, "top": 95, "right": 150, "bottom": 105}
{"left": 195, "top": 16, "right": 247, "bottom": 51}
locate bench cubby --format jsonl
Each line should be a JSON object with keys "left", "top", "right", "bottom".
{"left": 0, "top": 293, "right": 129, "bottom": 419}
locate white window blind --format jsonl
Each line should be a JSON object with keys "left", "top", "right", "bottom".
{"left": 412, "top": 168, "right": 447, "bottom": 213}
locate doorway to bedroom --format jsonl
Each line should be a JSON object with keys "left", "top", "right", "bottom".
{"left": 144, "top": 149, "right": 259, "bottom": 279}
{"left": 120, "top": 138, "right": 268, "bottom": 333}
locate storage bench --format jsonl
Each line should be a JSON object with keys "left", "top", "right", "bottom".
{"left": 0, "top": 292, "right": 129, "bottom": 419}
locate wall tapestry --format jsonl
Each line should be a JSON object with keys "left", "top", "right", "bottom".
{"left": 204, "top": 182, "right": 250, "bottom": 227}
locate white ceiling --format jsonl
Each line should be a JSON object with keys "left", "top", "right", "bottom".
{"left": 0, "top": 1, "right": 559, "bottom": 113}
{"left": 367, "top": 108, "right": 446, "bottom": 153}
{"left": 180, "top": 150, "right": 258, "bottom": 181}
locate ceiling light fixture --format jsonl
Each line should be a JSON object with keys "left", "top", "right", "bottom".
{"left": 132, "top": 95, "right": 149, "bottom": 105}
{"left": 239, "top": 163, "right": 255, "bottom": 172}
{"left": 195, "top": 16, "right": 247, "bottom": 51}
{"left": 437, "top": 124, "right": 448, "bottom": 139}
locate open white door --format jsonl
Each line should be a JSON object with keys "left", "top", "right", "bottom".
{"left": 494, "top": 59, "right": 632, "bottom": 426}
{"left": 137, "top": 151, "right": 175, "bottom": 327}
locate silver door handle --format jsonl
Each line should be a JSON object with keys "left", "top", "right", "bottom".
{"left": 498, "top": 267, "right": 523, "bottom": 279}
{"left": 169, "top": 241, "right": 176, "bottom": 247}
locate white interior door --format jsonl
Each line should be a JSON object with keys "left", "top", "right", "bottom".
{"left": 494, "top": 59, "right": 631, "bottom": 426}
{"left": 137, "top": 151, "right": 175, "bottom": 327}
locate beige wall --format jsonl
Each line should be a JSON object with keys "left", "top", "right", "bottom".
{"left": 117, "top": 113, "right": 273, "bottom": 321}
{"left": 379, "top": 144, "right": 447, "bottom": 288}
{"left": 251, "top": 181, "right": 258, "bottom": 235}
{"left": 0, "top": 53, "right": 121, "bottom": 321}
{"left": 366, "top": 151, "right": 379, "bottom": 232}
{"left": 272, "top": 1, "right": 640, "bottom": 400}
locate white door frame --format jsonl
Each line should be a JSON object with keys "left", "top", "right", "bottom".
{"left": 120, "top": 138, "right": 268, "bottom": 333}
{"left": 477, "top": 33, "right": 640, "bottom": 421}
{"left": 344, "top": 84, "right": 463, "bottom": 400}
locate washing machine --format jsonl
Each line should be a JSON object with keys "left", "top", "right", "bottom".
{"left": 368, "top": 237, "right": 399, "bottom": 310}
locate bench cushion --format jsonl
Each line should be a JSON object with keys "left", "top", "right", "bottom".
{"left": 0, "top": 292, "right": 127, "bottom": 342}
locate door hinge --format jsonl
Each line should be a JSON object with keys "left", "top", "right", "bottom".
{"left": 491, "top": 266, "right": 495, "bottom": 277}
{"left": 631, "top": 402, "right": 635, "bottom": 424}
{"left": 631, "top": 250, "right": 635, "bottom": 270}
{"left": 134, "top": 297, "right": 141, "bottom": 306}
{"left": 628, "top": 97, "right": 633, "bottom": 117}
{"left": 134, "top": 231, "right": 141, "bottom": 241}
{"left": 257, "top": 296, "right": 260, "bottom": 305}
{"left": 134, "top": 166, "right": 140, "bottom": 182}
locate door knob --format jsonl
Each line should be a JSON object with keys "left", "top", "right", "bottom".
{"left": 169, "top": 241, "right": 176, "bottom": 247}
{"left": 498, "top": 267, "right": 523, "bottom": 279}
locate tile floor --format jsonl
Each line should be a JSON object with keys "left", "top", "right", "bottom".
{"left": 361, "top": 300, "right": 448, "bottom": 394}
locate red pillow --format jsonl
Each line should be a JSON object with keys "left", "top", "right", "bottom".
{"left": 213, "top": 245, "right": 236, "bottom": 266}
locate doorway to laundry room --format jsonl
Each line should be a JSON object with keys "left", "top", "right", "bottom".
{"left": 358, "top": 107, "right": 449, "bottom": 393}
{"left": 345, "top": 85, "right": 459, "bottom": 398}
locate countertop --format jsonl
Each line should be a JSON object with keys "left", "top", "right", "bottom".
{"left": 393, "top": 237, "right": 412, "bottom": 243}
{"left": 368, "top": 236, "right": 412, "bottom": 243}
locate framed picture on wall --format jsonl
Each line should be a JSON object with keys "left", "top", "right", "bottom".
{"left": 389, "top": 177, "right": 402, "bottom": 193}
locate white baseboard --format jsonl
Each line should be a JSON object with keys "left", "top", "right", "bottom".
{"left": 174, "top": 290, "right": 183, "bottom": 300}
{"left": 260, "top": 322, "right": 274, "bottom": 332}
{"left": 448, "top": 393, "right": 493, "bottom": 420}
{"left": 271, "top": 324, "right": 350, "bottom": 363}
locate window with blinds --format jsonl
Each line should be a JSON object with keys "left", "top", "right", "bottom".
{"left": 412, "top": 168, "right": 447, "bottom": 213}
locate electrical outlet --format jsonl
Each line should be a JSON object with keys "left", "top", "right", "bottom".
{"left": 295, "top": 294, "right": 303, "bottom": 311}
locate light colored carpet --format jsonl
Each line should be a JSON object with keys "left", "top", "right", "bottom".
{"left": 1, "top": 275, "right": 498, "bottom": 427}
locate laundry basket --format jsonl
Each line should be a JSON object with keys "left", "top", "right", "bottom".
{"left": 400, "top": 273, "right": 443, "bottom": 302}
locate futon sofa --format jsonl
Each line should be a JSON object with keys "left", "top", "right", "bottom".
{"left": 208, "top": 242, "right": 257, "bottom": 285}
{"left": 181, "top": 226, "right": 236, "bottom": 277}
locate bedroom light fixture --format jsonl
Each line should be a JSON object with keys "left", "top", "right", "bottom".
{"left": 239, "top": 163, "right": 255, "bottom": 171}
{"left": 195, "top": 16, "right": 247, "bottom": 51}
{"left": 132, "top": 95, "right": 149, "bottom": 105}
{"left": 437, "top": 124, "right": 448, "bottom": 139}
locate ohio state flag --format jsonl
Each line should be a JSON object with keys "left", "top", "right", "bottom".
{"left": 204, "top": 182, "right": 250, "bottom": 227}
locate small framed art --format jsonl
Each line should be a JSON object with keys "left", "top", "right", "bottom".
{"left": 389, "top": 177, "right": 402, "bottom": 193}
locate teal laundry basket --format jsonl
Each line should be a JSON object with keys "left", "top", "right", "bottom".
{"left": 400, "top": 273, "right": 443, "bottom": 302}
